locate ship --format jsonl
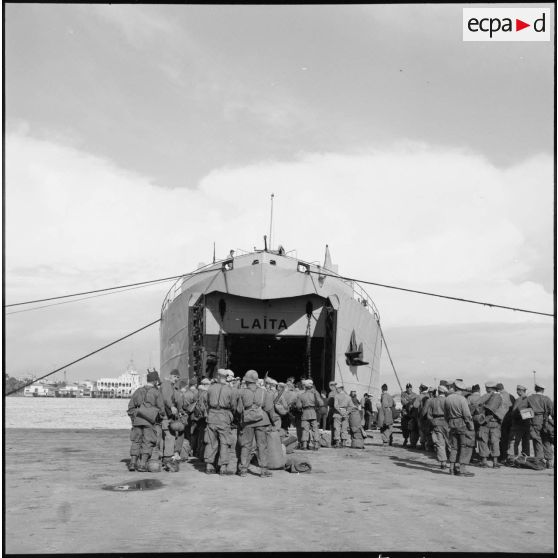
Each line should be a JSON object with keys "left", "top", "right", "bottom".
{"left": 160, "top": 242, "right": 383, "bottom": 400}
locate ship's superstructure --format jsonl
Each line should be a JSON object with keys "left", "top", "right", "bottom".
{"left": 160, "top": 246, "right": 382, "bottom": 400}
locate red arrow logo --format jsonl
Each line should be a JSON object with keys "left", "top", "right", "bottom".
{"left": 516, "top": 19, "right": 530, "bottom": 31}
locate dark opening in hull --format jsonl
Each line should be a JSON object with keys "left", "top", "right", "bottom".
{"left": 224, "top": 334, "right": 329, "bottom": 392}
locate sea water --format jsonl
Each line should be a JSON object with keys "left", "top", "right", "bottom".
{"left": 4, "top": 397, "right": 130, "bottom": 429}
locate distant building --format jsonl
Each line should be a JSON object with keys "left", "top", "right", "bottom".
{"left": 95, "top": 361, "right": 145, "bottom": 398}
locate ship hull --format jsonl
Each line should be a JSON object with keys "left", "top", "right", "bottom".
{"left": 160, "top": 250, "right": 382, "bottom": 399}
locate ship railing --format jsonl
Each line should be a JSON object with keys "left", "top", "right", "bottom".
{"left": 347, "top": 280, "right": 381, "bottom": 322}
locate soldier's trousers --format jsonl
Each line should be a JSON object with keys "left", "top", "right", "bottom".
{"left": 499, "top": 414, "right": 512, "bottom": 458}
{"left": 380, "top": 424, "right": 393, "bottom": 444}
{"left": 301, "top": 418, "right": 319, "bottom": 445}
{"left": 477, "top": 422, "right": 501, "bottom": 458}
{"left": 400, "top": 415, "right": 410, "bottom": 440}
{"left": 431, "top": 424, "right": 450, "bottom": 463}
{"left": 239, "top": 425, "right": 269, "bottom": 471}
{"left": 508, "top": 422, "right": 530, "bottom": 457}
{"left": 204, "top": 423, "right": 232, "bottom": 467}
{"left": 190, "top": 419, "right": 207, "bottom": 459}
{"left": 448, "top": 419, "right": 475, "bottom": 465}
{"left": 408, "top": 418, "right": 420, "bottom": 447}
{"left": 333, "top": 414, "right": 350, "bottom": 444}
{"left": 130, "top": 425, "right": 158, "bottom": 457}
{"left": 161, "top": 419, "right": 176, "bottom": 458}
{"left": 530, "top": 419, "right": 553, "bottom": 461}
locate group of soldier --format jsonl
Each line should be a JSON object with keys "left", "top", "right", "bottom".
{"left": 389, "top": 379, "right": 555, "bottom": 477}
{"left": 127, "top": 369, "right": 554, "bottom": 479}
{"left": 126, "top": 369, "right": 380, "bottom": 476}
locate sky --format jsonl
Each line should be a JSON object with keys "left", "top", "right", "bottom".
{"left": 4, "top": 4, "right": 555, "bottom": 394}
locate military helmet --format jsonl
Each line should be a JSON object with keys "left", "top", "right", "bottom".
{"left": 244, "top": 369, "right": 258, "bottom": 383}
{"left": 169, "top": 420, "right": 185, "bottom": 434}
{"left": 147, "top": 459, "right": 161, "bottom": 473}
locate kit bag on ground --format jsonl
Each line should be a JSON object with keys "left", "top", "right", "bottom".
{"left": 319, "top": 432, "right": 331, "bottom": 447}
{"left": 266, "top": 429, "right": 286, "bottom": 469}
{"left": 284, "top": 455, "right": 312, "bottom": 473}
{"left": 243, "top": 388, "right": 266, "bottom": 424}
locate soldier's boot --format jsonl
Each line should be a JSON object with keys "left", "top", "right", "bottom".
{"left": 128, "top": 456, "right": 138, "bottom": 471}
{"left": 237, "top": 468, "right": 248, "bottom": 477}
{"left": 260, "top": 467, "right": 272, "bottom": 478}
{"left": 311, "top": 443, "right": 319, "bottom": 451}
{"left": 166, "top": 458, "right": 179, "bottom": 473}
{"left": 205, "top": 463, "right": 216, "bottom": 475}
{"left": 333, "top": 441, "right": 341, "bottom": 448}
{"left": 136, "top": 454, "right": 149, "bottom": 472}
{"left": 492, "top": 457, "right": 501, "bottom": 469}
{"left": 298, "top": 442, "right": 307, "bottom": 450}
{"left": 480, "top": 457, "right": 489, "bottom": 468}
{"left": 402, "top": 438, "right": 408, "bottom": 447}
{"left": 455, "top": 464, "right": 474, "bottom": 477}
{"left": 305, "top": 442, "right": 311, "bottom": 450}
{"left": 546, "top": 459, "right": 554, "bottom": 469}
{"left": 440, "top": 461, "right": 447, "bottom": 470}
{"left": 448, "top": 462, "right": 455, "bottom": 475}
{"left": 219, "top": 464, "right": 229, "bottom": 476}
{"left": 389, "top": 435, "right": 393, "bottom": 447}
{"left": 161, "top": 457, "right": 171, "bottom": 471}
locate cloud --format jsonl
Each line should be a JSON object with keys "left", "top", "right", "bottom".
{"left": 5, "top": 130, "right": 553, "bottom": 378}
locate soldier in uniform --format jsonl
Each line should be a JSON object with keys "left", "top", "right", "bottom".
{"left": 417, "top": 384, "right": 431, "bottom": 450}
{"left": 363, "top": 393, "right": 374, "bottom": 431}
{"left": 444, "top": 380, "right": 475, "bottom": 476}
{"left": 327, "top": 381, "right": 338, "bottom": 440}
{"left": 507, "top": 384, "right": 531, "bottom": 460}
{"left": 159, "top": 369, "right": 181, "bottom": 471}
{"left": 204, "top": 369, "right": 237, "bottom": 475}
{"left": 236, "top": 369, "right": 277, "bottom": 477}
{"left": 296, "top": 379, "right": 323, "bottom": 450}
{"left": 476, "top": 381, "right": 504, "bottom": 468}
{"left": 333, "top": 385, "right": 353, "bottom": 448}
{"left": 427, "top": 385, "right": 450, "bottom": 469}
{"left": 127, "top": 370, "right": 164, "bottom": 472}
{"left": 376, "top": 383, "right": 395, "bottom": 446}
{"left": 191, "top": 378, "right": 210, "bottom": 459}
{"left": 527, "top": 382, "right": 555, "bottom": 468}
{"left": 496, "top": 382, "right": 515, "bottom": 462}
{"left": 400, "top": 383, "right": 417, "bottom": 446}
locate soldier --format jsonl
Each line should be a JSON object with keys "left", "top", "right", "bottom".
{"left": 333, "top": 385, "right": 353, "bottom": 448}
{"left": 327, "top": 380, "right": 338, "bottom": 438}
{"left": 363, "top": 393, "right": 374, "bottom": 431}
{"left": 496, "top": 382, "right": 515, "bottom": 462}
{"left": 236, "top": 369, "right": 277, "bottom": 477}
{"left": 273, "top": 382, "right": 291, "bottom": 435}
{"left": 191, "top": 378, "right": 210, "bottom": 459}
{"left": 173, "top": 379, "right": 190, "bottom": 459}
{"left": 400, "top": 383, "right": 418, "bottom": 446}
{"left": 296, "top": 379, "right": 322, "bottom": 450}
{"left": 204, "top": 369, "right": 237, "bottom": 475}
{"left": 476, "top": 381, "right": 505, "bottom": 468}
{"left": 427, "top": 385, "right": 450, "bottom": 469}
{"left": 158, "top": 369, "right": 181, "bottom": 471}
{"left": 444, "top": 380, "right": 475, "bottom": 477}
{"left": 417, "top": 384, "right": 431, "bottom": 450}
{"left": 179, "top": 378, "right": 199, "bottom": 460}
{"left": 507, "top": 384, "right": 531, "bottom": 460}
{"left": 127, "top": 370, "right": 164, "bottom": 472}
{"left": 527, "top": 382, "right": 555, "bottom": 469}
{"left": 376, "top": 384, "right": 395, "bottom": 446}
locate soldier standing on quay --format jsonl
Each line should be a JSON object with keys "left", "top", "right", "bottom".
{"left": 236, "top": 369, "right": 277, "bottom": 477}
{"left": 527, "top": 382, "right": 555, "bottom": 469}
{"left": 296, "top": 379, "right": 322, "bottom": 450}
{"left": 400, "top": 383, "right": 418, "bottom": 447}
{"left": 507, "top": 384, "right": 531, "bottom": 460}
{"left": 377, "top": 383, "right": 396, "bottom": 447}
{"left": 127, "top": 370, "right": 164, "bottom": 472}
{"left": 444, "top": 380, "right": 475, "bottom": 477}
{"left": 476, "top": 381, "right": 504, "bottom": 469}
{"left": 159, "top": 369, "right": 181, "bottom": 471}
{"left": 427, "top": 385, "right": 450, "bottom": 469}
{"left": 204, "top": 369, "right": 237, "bottom": 475}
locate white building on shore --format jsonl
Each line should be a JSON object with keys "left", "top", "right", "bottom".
{"left": 96, "top": 361, "right": 146, "bottom": 398}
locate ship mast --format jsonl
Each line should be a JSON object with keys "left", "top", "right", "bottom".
{"left": 269, "top": 193, "right": 274, "bottom": 251}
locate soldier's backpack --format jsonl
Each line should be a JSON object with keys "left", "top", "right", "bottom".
{"left": 274, "top": 391, "right": 289, "bottom": 416}
{"left": 243, "top": 388, "right": 266, "bottom": 424}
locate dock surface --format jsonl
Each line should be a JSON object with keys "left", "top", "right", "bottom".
{"left": 4, "top": 428, "right": 555, "bottom": 554}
